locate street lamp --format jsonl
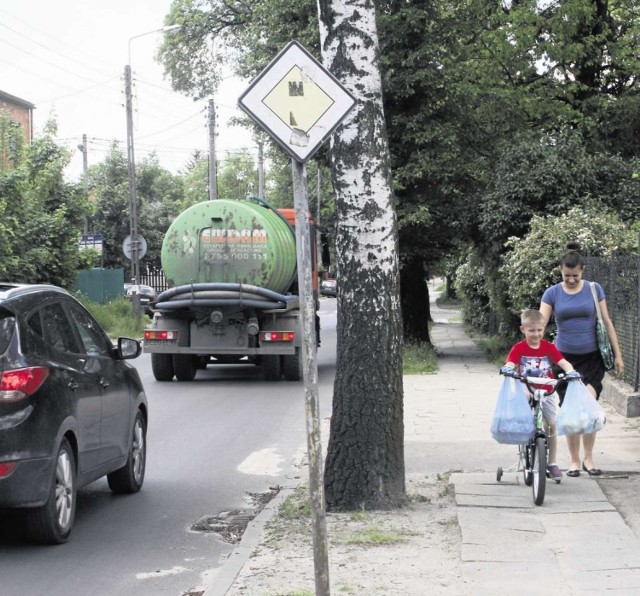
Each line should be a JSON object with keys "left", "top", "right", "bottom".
{"left": 124, "top": 24, "right": 181, "bottom": 317}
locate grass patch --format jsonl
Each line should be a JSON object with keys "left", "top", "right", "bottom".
{"left": 473, "top": 334, "right": 513, "bottom": 367}
{"left": 76, "top": 294, "right": 149, "bottom": 339}
{"left": 435, "top": 295, "right": 460, "bottom": 310}
{"left": 403, "top": 341, "right": 438, "bottom": 375}
{"left": 347, "top": 506, "right": 369, "bottom": 522}
{"left": 343, "top": 525, "right": 413, "bottom": 545}
{"left": 266, "top": 487, "right": 311, "bottom": 545}
{"left": 275, "top": 487, "right": 311, "bottom": 522}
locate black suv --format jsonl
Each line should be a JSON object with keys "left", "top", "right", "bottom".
{"left": 0, "top": 284, "right": 148, "bottom": 544}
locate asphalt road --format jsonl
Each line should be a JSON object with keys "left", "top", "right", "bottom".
{"left": 0, "top": 299, "right": 337, "bottom": 596}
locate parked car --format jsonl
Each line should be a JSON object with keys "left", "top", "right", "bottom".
{"left": 320, "top": 278, "right": 337, "bottom": 297}
{"left": 0, "top": 284, "right": 148, "bottom": 544}
{"left": 126, "top": 284, "right": 158, "bottom": 315}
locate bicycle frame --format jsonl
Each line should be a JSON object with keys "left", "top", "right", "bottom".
{"left": 523, "top": 381, "right": 553, "bottom": 505}
{"left": 497, "top": 372, "right": 574, "bottom": 505}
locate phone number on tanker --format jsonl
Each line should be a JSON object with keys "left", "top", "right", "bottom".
{"left": 203, "top": 252, "right": 267, "bottom": 261}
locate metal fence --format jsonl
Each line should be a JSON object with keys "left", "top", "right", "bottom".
{"left": 587, "top": 256, "right": 640, "bottom": 391}
{"left": 139, "top": 269, "right": 170, "bottom": 293}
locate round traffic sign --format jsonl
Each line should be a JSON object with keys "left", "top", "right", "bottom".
{"left": 122, "top": 234, "right": 148, "bottom": 260}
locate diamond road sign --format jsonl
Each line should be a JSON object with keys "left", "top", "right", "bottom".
{"left": 238, "top": 41, "right": 356, "bottom": 163}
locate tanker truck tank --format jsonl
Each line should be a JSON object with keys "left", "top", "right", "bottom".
{"left": 161, "top": 198, "right": 297, "bottom": 292}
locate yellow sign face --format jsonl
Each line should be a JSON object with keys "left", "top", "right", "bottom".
{"left": 239, "top": 41, "right": 355, "bottom": 162}
{"left": 263, "top": 66, "right": 335, "bottom": 134}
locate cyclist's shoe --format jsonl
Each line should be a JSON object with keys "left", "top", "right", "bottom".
{"left": 547, "top": 464, "right": 562, "bottom": 483}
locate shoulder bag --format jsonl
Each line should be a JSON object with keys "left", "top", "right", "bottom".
{"left": 590, "top": 282, "right": 615, "bottom": 371}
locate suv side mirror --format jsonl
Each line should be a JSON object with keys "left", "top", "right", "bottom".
{"left": 117, "top": 337, "right": 142, "bottom": 359}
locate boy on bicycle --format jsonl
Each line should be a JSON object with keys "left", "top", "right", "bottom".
{"left": 501, "top": 309, "right": 579, "bottom": 481}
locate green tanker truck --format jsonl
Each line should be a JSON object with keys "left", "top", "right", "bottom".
{"left": 143, "top": 198, "right": 319, "bottom": 382}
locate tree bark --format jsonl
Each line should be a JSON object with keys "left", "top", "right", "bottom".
{"left": 400, "top": 256, "right": 431, "bottom": 344}
{"left": 317, "top": 0, "right": 405, "bottom": 510}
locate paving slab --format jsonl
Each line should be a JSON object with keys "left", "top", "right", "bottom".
{"left": 424, "top": 301, "right": 640, "bottom": 596}
{"left": 215, "top": 290, "right": 640, "bottom": 595}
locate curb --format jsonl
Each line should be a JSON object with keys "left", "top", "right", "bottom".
{"left": 203, "top": 483, "right": 298, "bottom": 595}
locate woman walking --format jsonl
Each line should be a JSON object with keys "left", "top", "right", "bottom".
{"left": 539, "top": 242, "right": 624, "bottom": 477}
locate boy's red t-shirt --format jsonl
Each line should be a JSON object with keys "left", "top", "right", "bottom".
{"left": 506, "top": 339, "right": 565, "bottom": 392}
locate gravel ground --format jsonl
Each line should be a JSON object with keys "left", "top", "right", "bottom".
{"left": 225, "top": 472, "right": 468, "bottom": 596}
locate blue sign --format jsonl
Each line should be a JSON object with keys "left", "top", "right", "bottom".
{"left": 80, "top": 234, "right": 103, "bottom": 253}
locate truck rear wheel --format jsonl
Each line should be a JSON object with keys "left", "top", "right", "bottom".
{"left": 151, "top": 353, "right": 175, "bottom": 382}
{"left": 173, "top": 354, "right": 198, "bottom": 381}
{"left": 283, "top": 349, "right": 303, "bottom": 381}
{"left": 262, "top": 355, "right": 282, "bottom": 381}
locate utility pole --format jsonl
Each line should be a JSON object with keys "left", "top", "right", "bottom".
{"left": 258, "top": 142, "right": 265, "bottom": 198}
{"left": 79, "top": 134, "right": 89, "bottom": 234}
{"left": 208, "top": 98, "right": 217, "bottom": 200}
{"left": 124, "top": 63, "right": 141, "bottom": 318}
{"left": 124, "top": 25, "right": 180, "bottom": 318}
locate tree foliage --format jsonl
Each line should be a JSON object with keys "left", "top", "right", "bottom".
{"left": 501, "top": 206, "right": 637, "bottom": 315}
{"left": 217, "top": 149, "right": 259, "bottom": 200}
{"left": 88, "top": 144, "right": 131, "bottom": 272}
{"left": 479, "top": 129, "right": 640, "bottom": 251}
{"left": 88, "top": 145, "right": 185, "bottom": 274}
{"left": 0, "top": 118, "right": 91, "bottom": 287}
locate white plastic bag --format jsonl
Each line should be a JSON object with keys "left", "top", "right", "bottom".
{"left": 490, "top": 377, "right": 535, "bottom": 444}
{"left": 557, "top": 380, "right": 606, "bottom": 436}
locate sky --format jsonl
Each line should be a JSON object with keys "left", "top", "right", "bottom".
{"left": 0, "top": 1, "right": 254, "bottom": 182}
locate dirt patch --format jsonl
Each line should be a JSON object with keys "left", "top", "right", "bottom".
{"left": 226, "top": 473, "right": 467, "bottom": 595}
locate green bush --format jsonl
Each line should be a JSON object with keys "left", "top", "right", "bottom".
{"left": 453, "top": 252, "right": 490, "bottom": 333}
{"left": 77, "top": 294, "right": 149, "bottom": 339}
{"left": 475, "top": 335, "right": 515, "bottom": 367}
{"left": 403, "top": 341, "right": 438, "bottom": 374}
{"left": 501, "top": 206, "right": 637, "bottom": 315}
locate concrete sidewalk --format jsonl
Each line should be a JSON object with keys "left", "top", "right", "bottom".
{"left": 214, "top": 294, "right": 640, "bottom": 595}
{"left": 414, "top": 297, "right": 640, "bottom": 594}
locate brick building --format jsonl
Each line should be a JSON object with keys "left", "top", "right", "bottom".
{"left": 0, "top": 89, "right": 35, "bottom": 142}
{"left": 0, "top": 90, "right": 34, "bottom": 167}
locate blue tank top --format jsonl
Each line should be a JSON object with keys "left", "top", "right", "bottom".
{"left": 541, "top": 281, "right": 604, "bottom": 355}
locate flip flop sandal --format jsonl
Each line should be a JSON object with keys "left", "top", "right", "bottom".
{"left": 582, "top": 463, "right": 602, "bottom": 476}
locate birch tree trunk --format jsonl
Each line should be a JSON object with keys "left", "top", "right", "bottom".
{"left": 317, "top": 0, "right": 405, "bottom": 510}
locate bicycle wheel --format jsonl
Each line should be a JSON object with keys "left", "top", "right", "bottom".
{"left": 532, "top": 436, "right": 547, "bottom": 506}
{"left": 520, "top": 444, "right": 532, "bottom": 486}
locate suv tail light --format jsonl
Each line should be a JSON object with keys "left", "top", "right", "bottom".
{"left": 0, "top": 462, "right": 17, "bottom": 477}
{"left": 1, "top": 367, "right": 49, "bottom": 402}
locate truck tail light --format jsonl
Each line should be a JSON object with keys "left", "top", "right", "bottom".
{"left": 144, "top": 330, "right": 179, "bottom": 341}
{"left": 1, "top": 366, "right": 49, "bottom": 402}
{"left": 0, "top": 462, "right": 17, "bottom": 477}
{"left": 259, "top": 331, "right": 295, "bottom": 342}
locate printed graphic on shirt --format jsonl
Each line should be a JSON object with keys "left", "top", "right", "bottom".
{"left": 519, "top": 356, "right": 553, "bottom": 380}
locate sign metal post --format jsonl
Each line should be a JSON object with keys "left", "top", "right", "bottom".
{"left": 239, "top": 41, "right": 355, "bottom": 596}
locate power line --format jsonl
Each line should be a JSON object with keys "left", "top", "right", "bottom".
{"left": 0, "top": 7, "right": 121, "bottom": 73}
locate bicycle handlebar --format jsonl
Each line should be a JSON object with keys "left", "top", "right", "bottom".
{"left": 500, "top": 370, "right": 577, "bottom": 396}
